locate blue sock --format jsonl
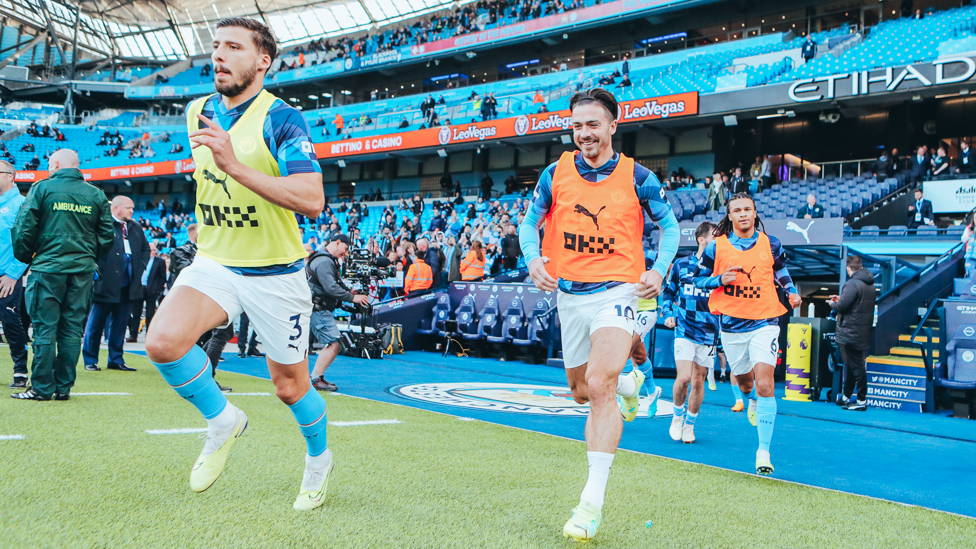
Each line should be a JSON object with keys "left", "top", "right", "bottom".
{"left": 673, "top": 402, "right": 686, "bottom": 419}
{"left": 288, "top": 389, "right": 328, "bottom": 457}
{"left": 746, "top": 388, "right": 758, "bottom": 401}
{"left": 731, "top": 383, "right": 744, "bottom": 402}
{"left": 756, "top": 396, "right": 777, "bottom": 452}
{"left": 685, "top": 411, "right": 698, "bottom": 427}
{"left": 153, "top": 345, "right": 226, "bottom": 419}
{"left": 634, "top": 359, "right": 657, "bottom": 394}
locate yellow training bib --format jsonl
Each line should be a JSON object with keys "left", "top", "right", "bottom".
{"left": 186, "top": 90, "right": 307, "bottom": 267}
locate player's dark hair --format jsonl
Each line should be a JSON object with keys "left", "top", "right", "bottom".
{"left": 714, "top": 193, "right": 765, "bottom": 237}
{"left": 694, "top": 221, "right": 716, "bottom": 241}
{"left": 216, "top": 17, "right": 277, "bottom": 64}
{"left": 847, "top": 255, "right": 863, "bottom": 270}
{"left": 569, "top": 87, "right": 618, "bottom": 121}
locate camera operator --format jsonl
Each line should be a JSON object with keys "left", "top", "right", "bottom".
{"left": 307, "top": 234, "right": 369, "bottom": 392}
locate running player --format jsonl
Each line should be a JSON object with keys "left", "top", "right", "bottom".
{"left": 519, "top": 88, "right": 680, "bottom": 541}
{"left": 693, "top": 193, "right": 801, "bottom": 475}
{"left": 661, "top": 222, "right": 719, "bottom": 444}
{"left": 622, "top": 236, "right": 665, "bottom": 415}
{"left": 144, "top": 18, "right": 332, "bottom": 510}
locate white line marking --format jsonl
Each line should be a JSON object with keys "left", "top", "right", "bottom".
{"left": 226, "top": 392, "right": 272, "bottom": 396}
{"left": 329, "top": 419, "right": 402, "bottom": 427}
{"left": 145, "top": 428, "right": 207, "bottom": 435}
{"left": 72, "top": 392, "right": 133, "bottom": 396}
{"left": 0, "top": 435, "right": 25, "bottom": 440}
{"left": 458, "top": 417, "right": 476, "bottom": 421}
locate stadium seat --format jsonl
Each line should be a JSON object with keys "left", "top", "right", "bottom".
{"left": 939, "top": 324, "right": 976, "bottom": 418}
{"left": 456, "top": 296, "right": 481, "bottom": 341}
{"left": 860, "top": 225, "right": 880, "bottom": 236}
{"left": 887, "top": 225, "right": 908, "bottom": 236}
{"left": 418, "top": 294, "right": 451, "bottom": 336}
{"left": 953, "top": 278, "right": 976, "bottom": 299}
{"left": 477, "top": 298, "right": 503, "bottom": 341}
{"left": 916, "top": 225, "right": 939, "bottom": 236}
{"left": 513, "top": 299, "right": 552, "bottom": 348}
{"left": 490, "top": 297, "right": 526, "bottom": 344}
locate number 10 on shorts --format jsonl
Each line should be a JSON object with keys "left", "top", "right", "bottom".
{"left": 615, "top": 305, "right": 635, "bottom": 320}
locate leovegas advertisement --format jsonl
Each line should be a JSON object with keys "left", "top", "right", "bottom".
{"left": 16, "top": 91, "right": 697, "bottom": 183}
{"left": 316, "top": 91, "right": 698, "bottom": 160}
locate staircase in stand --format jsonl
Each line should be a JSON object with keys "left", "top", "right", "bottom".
{"left": 865, "top": 318, "right": 938, "bottom": 413}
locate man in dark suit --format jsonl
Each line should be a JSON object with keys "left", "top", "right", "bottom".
{"left": 908, "top": 146, "right": 929, "bottom": 186}
{"left": 127, "top": 242, "right": 167, "bottom": 342}
{"left": 957, "top": 140, "right": 974, "bottom": 175}
{"left": 82, "top": 196, "right": 149, "bottom": 372}
{"left": 907, "top": 188, "right": 934, "bottom": 230}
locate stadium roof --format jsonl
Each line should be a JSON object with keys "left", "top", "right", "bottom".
{"left": 8, "top": 0, "right": 464, "bottom": 64}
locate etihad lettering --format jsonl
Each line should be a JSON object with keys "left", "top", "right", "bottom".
{"left": 789, "top": 57, "right": 976, "bottom": 102}
{"left": 52, "top": 202, "right": 93, "bottom": 214}
{"left": 622, "top": 100, "right": 686, "bottom": 120}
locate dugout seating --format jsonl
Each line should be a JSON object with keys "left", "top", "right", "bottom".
{"left": 937, "top": 324, "right": 976, "bottom": 418}
{"left": 456, "top": 296, "right": 480, "bottom": 340}
{"left": 418, "top": 294, "right": 451, "bottom": 336}
{"left": 513, "top": 299, "right": 550, "bottom": 347}
{"left": 477, "top": 298, "right": 503, "bottom": 341}
{"left": 500, "top": 297, "right": 527, "bottom": 343}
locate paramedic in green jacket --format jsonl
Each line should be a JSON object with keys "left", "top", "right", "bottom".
{"left": 10, "top": 149, "right": 115, "bottom": 401}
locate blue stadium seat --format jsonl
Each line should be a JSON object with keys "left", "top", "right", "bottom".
{"left": 456, "top": 296, "right": 480, "bottom": 340}
{"left": 514, "top": 299, "right": 551, "bottom": 348}
{"left": 418, "top": 294, "right": 451, "bottom": 336}
{"left": 860, "top": 225, "right": 880, "bottom": 236}
{"left": 477, "top": 298, "right": 503, "bottom": 341}
{"left": 887, "top": 225, "right": 908, "bottom": 236}
{"left": 938, "top": 325, "right": 976, "bottom": 418}
{"left": 490, "top": 297, "right": 525, "bottom": 344}
{"left": 916, "top": 225, "right": 939, "bottom": 236}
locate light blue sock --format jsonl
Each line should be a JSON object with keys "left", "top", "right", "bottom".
{"left": 685, "top": 411, "right": 698, "bottom": 427}
{"left": 634, "top": 359, "right": 657, "bottom": 394}
{"left": 757, "top": 396, "right": 777, "bottom": 452}
{"left": 731, "top": 383, "right": 744, "bottom": 402}
{"left": 153, "top": 345, "right": 227, "bottom": 419}
{"left": 673, "top": 402, "right": 686, "bottom": 419}
{"left": 746, "top": 388, "right": 758, "bottom": 401}
{"left": 288, "top": 389, "right": 328, "bottom": 457}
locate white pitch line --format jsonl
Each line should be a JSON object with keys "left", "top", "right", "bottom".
{"left": 457, "top": 417, "right": 476, "bottom": 421}
{"left": 0, "top": 435, "right": 25, "bottom": 441}
{"left": 329, "top": 419, "right": 402, "bottom": 427}
{"left": 72, "top": 392, "right": 132, "bottom": 396}
{"left": 227, "top": 392, "right": 272, "bottom": 396}
{"left": 145, "top": 428, "right": 207, "bottom": 435}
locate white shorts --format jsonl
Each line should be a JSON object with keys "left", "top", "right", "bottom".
{"left": 558, "top": 283, "right": 638, "bottom": 369}
{"left": 720, "top": 325, "right": 781, "bottom": 377}
{"left": 674, "top": 337, "right": 715, "bottom": 367}
{"left": 634, "top": 310, "right": 657, "bottom": 338}
{"left": 173, "top": 255, "right": 312, "bottom": 365}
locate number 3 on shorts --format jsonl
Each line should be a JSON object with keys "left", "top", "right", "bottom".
{"left": 614, "top": 305, "right": 635, "bottom": 320}
{"left": 288, "top": 314, "right": 303, "bottom": 341}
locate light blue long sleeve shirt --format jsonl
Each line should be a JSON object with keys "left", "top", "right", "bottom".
{"left": 0, "top": 186, "right": 27, "bottom": 280}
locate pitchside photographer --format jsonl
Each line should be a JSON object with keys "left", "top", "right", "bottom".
{"left": 307, "top": 233, "right": 369, "bottom": 392}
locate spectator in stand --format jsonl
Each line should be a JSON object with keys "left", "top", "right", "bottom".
{"left": 907, "top": 188, "right": 934, "bottom": 230}
{"left": 958, "top": 140, "right": 974, "bottom": 174}
{"left": 828, "top": 255, "right": 875, "bottom": 411}
{"left": 801, "top": 34, "right": 817, "bottom": 63}
{"left": 334, "top": 113, "right": 344, "bottom": 135}
{"left": 729, "top": 167, "right": 749, "bottom": 195}
{"left": 412, "top": 194, "right": 425, "bottom": 216}
{"left": 398, "top": 117, "right": 409, "bottom": 129}
{"left": 930, "top": 146, "right": 949, "bottom": 178}
{"left": 418, "top": 236, "right": 442, "bottom": 288}
{"left": 502, "top": 224, "right": 521, "bottom": 270}
{"left": 796, "top": 194, "right": 825, "bottom": 219}
{"left": 533, "top": 90, "right": 545, "bottom": 106}
{"left": 106, "top": 147, "right": 118, "bottom": 157}
{"left": 750, "top": 156, "right": 763, "bottom": 179}
{"left": 169, "top": 143, "right": 184, "bottom": 154}
{"left": 201, "top": 63, "right": 211, "bottom": 76}
{"left": 20, "top": 143, "right": 34, "bottom": 152}
{"left": 759, "top": 155, "right": 772, "bottom": 189}
{"left": 480, "top": 172, "right": 494, "bottom": 199}
{"left": 615, "top": 75, "right": 632, "bottom": 88}
{"left": 706, "top": 174, "right": 725, "bottom": 211}
{"left": 26, "top": 155, "right": 40, "bottom": 170}
{"left": 873, "top": 149, "right": 891, "bottom": 179}
{"left": 404, "top": 248, "right": 433, "bottom": 295}
{"left": 889, "top": 147, "right": 903, "bottom": 173}
{"left": 621, "top": 53, "right": 630, "bottom": 78}
{"left": 908, "top": 145, "right": 929, "bottom": 186}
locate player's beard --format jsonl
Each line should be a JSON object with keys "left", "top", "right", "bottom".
{"left": 577, "top": 137, "right": 603, "bottom": 160}
{"left": 215, "top": 61, "right": 258, "bottom": 98}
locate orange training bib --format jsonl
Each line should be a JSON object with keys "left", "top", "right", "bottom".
{"left": 708, "top": 232, "right": 788, "bottom": 320}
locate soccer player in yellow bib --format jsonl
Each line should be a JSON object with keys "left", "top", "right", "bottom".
{"left": 144, "top": 18, "right": 331, "bottom": 511}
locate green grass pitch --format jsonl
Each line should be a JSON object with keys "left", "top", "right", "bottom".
{"left": 0, "top": 351, "right": 973, "bottom": 548}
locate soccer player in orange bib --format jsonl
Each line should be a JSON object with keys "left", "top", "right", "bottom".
{"left": 693, "top": 193, "right": 801, "bottom": 475}
{"left": 519, "top": 88, "right": 679, "bottom": 541}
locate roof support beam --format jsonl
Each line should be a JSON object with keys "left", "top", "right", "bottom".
{"left": 0, "top": 30, "right": 47, "bottom": 70}
{"left": 38, "top": 0, "right": 70, "bottom": 70}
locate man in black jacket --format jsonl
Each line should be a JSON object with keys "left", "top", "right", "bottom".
{"left": 418, "top": 237, "right": 442, "bottom": 288}
{"left": 169, "top": 223, "right": 198, "bottom": 281}
{"left": 828, "top": 256, "right": 876, "bottom": 411}
{"left": 956, "top": 140, "right": 974, "bottom": 175}
{"left": 908, "top": 146, "right": 929, "bottom": 186}
{"left": 127, "top": 243, "right": 167, "bottom": 341}
{"left": 907, "top": 188, "right": 934, "bottom": 230}
{"left": 480, "top": 172, "right": 494, "bottom": 199}
{"left": 82, "top": 195, "right": 150, "bottom": 372}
